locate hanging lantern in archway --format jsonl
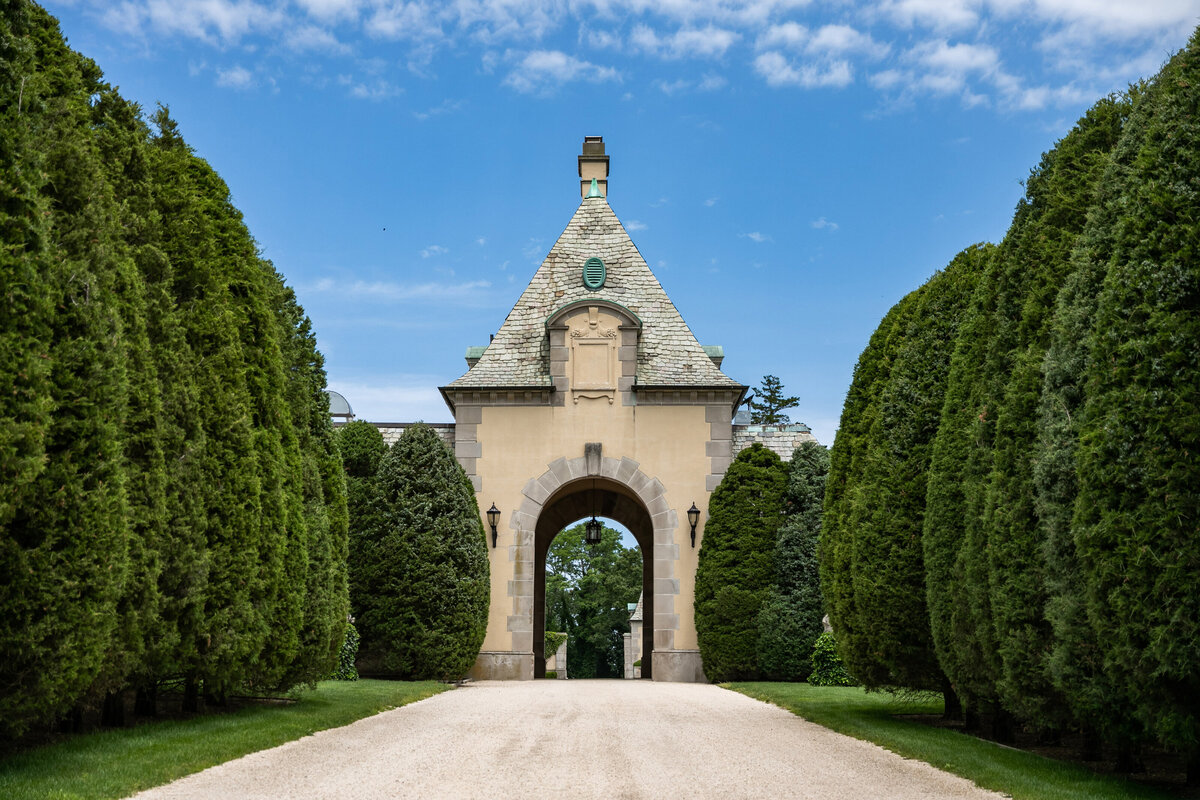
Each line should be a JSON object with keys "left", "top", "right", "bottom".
{"left": 585, "top": 516, "right": 603, "bottom": 545}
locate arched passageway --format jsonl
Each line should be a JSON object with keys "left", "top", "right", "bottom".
{"left": 533, "top": 478, "right": 654, "bottom": 678}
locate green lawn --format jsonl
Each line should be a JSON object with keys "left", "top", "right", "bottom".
{"left": 0, "top": 680, "right": 448, "bottom": 800}
{"left": 728, "top": 683, "right": 1174, "bottom": 800}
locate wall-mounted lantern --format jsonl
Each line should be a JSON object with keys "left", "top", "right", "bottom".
{"left": 687, "top": 502, "right": 701, "bottom": 548}
{"left": 486, "top": 503, "right": 500, "bottom": 548}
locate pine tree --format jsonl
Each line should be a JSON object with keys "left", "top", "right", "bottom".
{"left": 845, "top": 245, "right": 987, "bottom": 704}
{"left": 694, "top": 443, "right": 788, "bottom": 682}
{"left": 356, "top": 424, "right": 489, "bottom": 679}
{"left": 1074, "top": 32, "right": 1200, "bottom": 771}
{"left": 748, "top": 375, "right": 800, "bottom": 424}
{"left": 757, "top": 442, "right": 829, "bottom": 681}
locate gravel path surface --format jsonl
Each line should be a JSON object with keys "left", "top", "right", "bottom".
{"left": 132, "top": 680, "right": 1007, "bottom": 800}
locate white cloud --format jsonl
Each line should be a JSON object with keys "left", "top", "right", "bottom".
{"left": 625, "top": 219, "right": 649, "bottom": 231}
{"left": 698, "top": 72, "right": 728, "bottom": 90}
{"left": 103, "top": 0, "right": 286, "bottom": 44}
{"left": 740, "top": 231, "right": 772, "bottom": 242}
{"left": 412, "top": 99, "right": 463, "bottom": 120}
{"left": 312, "top": 277, "right": 492, "bottom": 303}
{"left": 756, "top": 21, "right": 808, "bottom": 50}
{"left": 420, "top": 244, "right": 449, "bottom": 257}
{"left": 807, "top": 24, "right": 889, "bottom": 58}
{"left": 704, "top": 197, "right": 718, "bottom": 206}
{"left": 754, "top": 52, "right": 853, "bottom": 88}
{"left": 365, "top": 1, "right": 444, "bottom": 42}
{"left": 216, "top": 65, "right": 255, "bottom": 88}
{"left": 284, "top": 24, "right": 350, "bottom": 54}
{"left": 875, "top": 0, "right": 980, "bottom": 31}
{"left": 503, "top": 50, "right": 620, "bottom": 93}
{"left": 349, "top": 78, "right": 402, "bottom": 99}
{"left": 811, "top": 216, "right": 839, "bottom": 231}
{"left": 295, "top": 0, "right": 363, "bottom": 23}
{"left": 631, "top": 24, "right": 741, "bottom": 59}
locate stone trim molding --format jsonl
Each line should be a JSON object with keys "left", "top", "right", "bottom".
{"left": 510, "top": 455, "right": 681, "bottom": 656}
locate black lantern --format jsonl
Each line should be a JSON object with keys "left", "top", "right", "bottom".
{"left": 486, "top": 503, "right": 500, "bottom": 548}
{"left": 687, "top": 502, "right": 701, "bottom": 548}
{"left": 585, "top": 516, "right": 603, "bottom": 546}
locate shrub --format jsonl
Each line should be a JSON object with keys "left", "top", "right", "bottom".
{"left": 354, "top": 424, "right": 489, "bottom": 680}
{"left": 544, "top": 671, "right": 558, "bottom": 679}
{"left": 809, "top": 633, "right": 855, "bottom": 687}
{"left": 695, "top": 445, "right": 788, "bottom": 682}
{"left": 331, "top": 619, "right": 359, "bottom": 681}
{"left": 757, "top": 442, "right": 829, "bottom": 682}
{"left": 544, "top": 631, "right": 567, "bottom": 659}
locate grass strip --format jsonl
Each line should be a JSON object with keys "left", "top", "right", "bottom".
{"left": 0, "top": 679, "right": 448, "bottom": 800}
{"left": 727, "top": 683, "right": 1172, "bottom": 800}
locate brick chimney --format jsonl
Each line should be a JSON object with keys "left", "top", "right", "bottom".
{"left": 578, "top": 136, "right": 609, "bottom": 199}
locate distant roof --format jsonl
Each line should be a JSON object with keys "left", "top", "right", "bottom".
{"left": 446, "top": 196, "right": 741, "bottom": 390}
{"left": 326, "top": 390, "right": 353, "bottom": 417}
{"left": 628, "top": 592, "right": 643, "bottom": 622}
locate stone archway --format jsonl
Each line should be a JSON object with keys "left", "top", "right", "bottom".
{"left": 532, "top": 476, "right": 655, "bottom": 678}
{"left": 509, "top": 454, "right": 683, "bottom": 680}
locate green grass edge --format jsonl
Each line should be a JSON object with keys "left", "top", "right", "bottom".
{"left": 0, "top": 680, "right": 449, "bottom": 800}
{"left": 726, "top": 683, "right": 1172, "bottom": 800}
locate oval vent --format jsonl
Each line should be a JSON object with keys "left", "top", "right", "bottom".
{"left": 582, "top": 257, "right": 606, "bottom": 290}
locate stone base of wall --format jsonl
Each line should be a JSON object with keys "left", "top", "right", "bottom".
{"left": 652, "top": 650, "right": 706, "bottom": 682}
{"left": 469, "top": 651, "right": 533, "bottom": 681}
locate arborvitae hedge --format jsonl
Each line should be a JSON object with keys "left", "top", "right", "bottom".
{"left": 821, "top": 291, "right": 922, "bottom": 682}
{"left": 982, "top": 96, "right": 1129, "bottom": 731}
{"left": 756, "top": 442, "right": 829, "bottom": 681}
{"left": 925, "top": 96, "right": 1127, "bottom": 725}
{"left": 1074, "top": 34, "right": 1200, "bottom": 765}
{"left": 826, "top": 26, "right": 1200, "bottom": 773}
{"left": 355, "top": 424, "right": 489, "bottom": 680}
{"left": 336, "top": 419, "right": 387, "bottom": 636}
{"left": 695, "top": 443, "right": 788, "bottom": 682}
{"left": 839, "top": 245, "right": 987, "bottom": 701}
{"left": 0, "top": 0, "right": 349, "bottom": 735}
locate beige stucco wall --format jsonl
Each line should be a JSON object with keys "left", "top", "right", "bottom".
{"left": 473, "top": 400, "right": 709, "bottom": 653}
{"left": 471, "top": 305, "right": 711, "bottom": 657}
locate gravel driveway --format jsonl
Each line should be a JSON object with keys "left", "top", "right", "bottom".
{"left": 132, "top": 680, "right": 1006, "bottom": 799}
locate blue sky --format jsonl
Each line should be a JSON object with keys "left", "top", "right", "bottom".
{"left": 45, "top": 0, "right": 1199, "bottom": 446}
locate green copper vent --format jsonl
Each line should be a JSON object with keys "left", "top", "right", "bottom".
{"left": 583, "top": 257, "right": 606, "bottom": 290}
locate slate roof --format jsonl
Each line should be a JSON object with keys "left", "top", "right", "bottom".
{"left": 446, "top": 196, "right": 741, "bottom": 389}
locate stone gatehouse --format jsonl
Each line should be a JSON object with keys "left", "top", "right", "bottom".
{"left": 358, "top": 137, "right": 816, "bottom": 681}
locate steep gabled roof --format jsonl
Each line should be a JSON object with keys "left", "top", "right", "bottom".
{"left": 447, "top": 196, "right": 740, "bottom": 389}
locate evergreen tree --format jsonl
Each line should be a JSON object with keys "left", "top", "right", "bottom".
{"left": 821, "top": 292, "right": 922, "bottom": 682}
{"left": 1034, "top": 91, "right": 1147, "bottom": 754}
{"left": 270, "top": 279, "right": 349, "bottom": 687}
{"left": 980, "top": 94, "right": 1129, "bottom": 731}
{"left": 694, "top": 444, "right": 788, "bottom": 682}
{"left": 1074, "top": 33, "right": 1200, "bottom": 771}
{"left": 336, "top": 419, "right": 387, "bottom": 636}
{"left": 757, "top": 442, "right": 829, "bottom": 681}
{"left": 0, "top": 2, "right": 131, "bottom": 734}
{"left": 748, "top": 375, "right": 800, "bottom": 424}
{"left": 356, "top": 424, "right": 489, "bottom": 679}
{"left": 844, "top": 246, "right": 987, "bottom": 705}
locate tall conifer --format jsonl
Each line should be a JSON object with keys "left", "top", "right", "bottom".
{"left": 1074, "top": 33, "right": 1200, "bottom": 771}
{"left": 844, "top": 245, "right": 986, "bottom": 702}
{"left": 695, "top": 443, "right": 788, "bottom": 682}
